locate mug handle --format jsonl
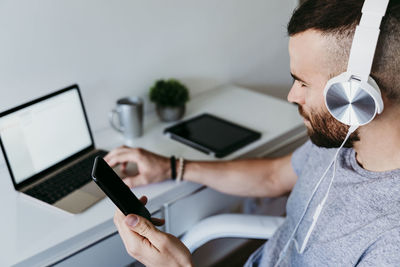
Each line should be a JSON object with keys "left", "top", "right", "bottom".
{"left": 109, "top": 109, "right": 123, "bottom": 132}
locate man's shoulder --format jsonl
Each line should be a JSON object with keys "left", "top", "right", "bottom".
{"left": 356, "top": 226, "right": 400, "bottom": 266}
{"left": 291, "top": 140, "right": 338, "bottom": 176}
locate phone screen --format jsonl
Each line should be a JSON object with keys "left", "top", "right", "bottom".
{"left": 91, "top": 156, "right": 151, "bottom": 221}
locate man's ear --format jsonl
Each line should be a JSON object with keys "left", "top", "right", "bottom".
{"left": 380, "top": 93, "right": 391, "bottom": 112}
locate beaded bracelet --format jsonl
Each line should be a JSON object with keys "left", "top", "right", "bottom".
{"left": 176, "top": 157, "right": 185, "bottom": 182}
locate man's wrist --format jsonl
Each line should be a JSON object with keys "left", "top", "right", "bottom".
{"left": 163, "top": 157, "right": 172, "bottom": 180}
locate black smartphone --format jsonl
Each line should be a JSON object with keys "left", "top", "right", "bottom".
{"left": 91, "top": 156, "right": 152, "bottom": 221}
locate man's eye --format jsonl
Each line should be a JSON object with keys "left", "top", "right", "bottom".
{"left": 292, "top": 78, "right": 307, "bottom": 88}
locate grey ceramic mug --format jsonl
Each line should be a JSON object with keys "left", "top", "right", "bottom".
{"left": 109, "top": 97, "right": 143, "bottom": 143}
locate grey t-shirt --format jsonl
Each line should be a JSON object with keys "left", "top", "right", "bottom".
{"left": 245, "top": 140, "right": 400, "bottom": 266}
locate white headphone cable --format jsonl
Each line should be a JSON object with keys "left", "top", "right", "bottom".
{"left": 296, "top": 125, "right": 353, "bottom": 253}
{"left": 273, "top": 124, "right": 358, "bottom": 267}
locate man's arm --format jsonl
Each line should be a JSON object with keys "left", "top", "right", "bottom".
{"left": 105, "top": 147, "right": 297, "bottom": 198}
{"left": 183, "top": 154, "right": 297, "bottom": 197}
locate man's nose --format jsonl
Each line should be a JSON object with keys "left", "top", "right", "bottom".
{"left": 287, "top": 81, "right": 305, "bottom": 105}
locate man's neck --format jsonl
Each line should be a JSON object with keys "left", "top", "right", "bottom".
{"left": 353, "top": 108, "right": 400, "bottom": 172}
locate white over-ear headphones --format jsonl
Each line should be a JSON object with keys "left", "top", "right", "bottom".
{"left": 275, "top": 1, "right": 390, "bottom": 266}
{"left": 324, "top": 0, "right": 388, "bottom": 126}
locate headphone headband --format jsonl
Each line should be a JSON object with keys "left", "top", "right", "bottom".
{"left": 347, "top": 0, "right": 389, "bottom": 81}
{"left": 324, "top": 0, "right": 389, "bottom": 126}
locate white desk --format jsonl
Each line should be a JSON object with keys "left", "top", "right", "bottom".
{"left": 0, "top": 85, "right": 305, "bottom": 267}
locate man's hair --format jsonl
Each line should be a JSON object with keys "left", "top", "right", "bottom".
{"left": 287, "top": 0, "right": 400, "bottom": 102}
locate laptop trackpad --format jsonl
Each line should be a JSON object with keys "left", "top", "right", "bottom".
{"left": 54, "top": 182, "right": 105, "bottom": 214}
{"left": 80, "top": 181, "right": 106, "bottom": 198}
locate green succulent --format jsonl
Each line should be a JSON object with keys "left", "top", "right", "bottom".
{"left": 149, "top": 79, "right": 190, "bottom": 107}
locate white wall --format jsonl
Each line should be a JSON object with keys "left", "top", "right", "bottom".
{"left": 0, "top": 0, "right": 298, "bottom": 131}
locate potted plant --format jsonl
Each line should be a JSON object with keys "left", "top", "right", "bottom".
{"left": 149, "top": 78, "right": 190, "bottom": 122}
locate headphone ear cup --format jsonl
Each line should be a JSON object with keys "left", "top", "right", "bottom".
{"left": 324, "top": 73, "right": 382, "bottom": 126}
{"left": 366, "top": 76, "right": 384, "bottom": 114}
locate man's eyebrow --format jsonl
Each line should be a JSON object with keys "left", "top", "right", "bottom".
{"left": 290, "top": 73, "right": 309, "bottom": 85}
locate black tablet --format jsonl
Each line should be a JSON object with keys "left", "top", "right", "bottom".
{"left": 164, "top": 113, "right": 261, "bottom": 158}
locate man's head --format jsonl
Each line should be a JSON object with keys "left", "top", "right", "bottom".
{"left": 286, "top": 0, "right": 400, "bottom": 148}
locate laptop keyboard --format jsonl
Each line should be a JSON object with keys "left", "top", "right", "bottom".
{"left": 24, "top": 150, "right": 108, "bottom": 204}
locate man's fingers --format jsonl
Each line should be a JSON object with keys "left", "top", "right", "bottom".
{"left": 123, "top": 176, "right": 142, "bottom": 188}
{"left": 104, "top": 146, "right": 130, "bottom": 163}
{"left": 151, "top": 218, "right": 165, "bottom": 226}
{"left": 104, "top": 148, "right": 141, "bottom": 167}
{"left": 129, "top": 196, "right": 164, "bottom": 226}
{"left": 105, "top": 151, "right": 137, "bottom": 167}
{"left": 116, "top": 196, "right": 163, "bottom": 227}
{"left": 114, "top": 211, "right": 156, "bottom": 259}
{"left": 120, "top": 162, "right": 127, "bottom": 173}
{"left": 138, "top": 196, "right": 165, "bottom": 226}
{"left": 125, "top": 214, "right": 166, "bottom": 249}
{"left": 139, "top": 195, "right": 148, "bottom": 205}
{"left": 123, "top": 174, "right": 149, "bottom": 188}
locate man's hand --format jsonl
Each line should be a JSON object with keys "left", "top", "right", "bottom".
{"left": 104, "top": 146, "right": 170, "bottom": 188}
{"left": 114, "top": 199, "right": 193, "bottom": 267}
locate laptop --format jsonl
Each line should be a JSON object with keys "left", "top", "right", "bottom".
{"left": 0, "top": 84, "right": 107, "bottom": 214}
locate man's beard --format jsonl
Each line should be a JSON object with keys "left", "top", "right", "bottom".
{"left": 298, "top": 106, "right": 359, "bottom": 148}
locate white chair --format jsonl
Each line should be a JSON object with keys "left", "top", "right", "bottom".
{"left": 181, "top": 214, "right": 285, "bottom": 253}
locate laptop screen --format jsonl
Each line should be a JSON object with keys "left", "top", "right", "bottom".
{"left": 0, "top": 86, "right": 93, "bottom": 186}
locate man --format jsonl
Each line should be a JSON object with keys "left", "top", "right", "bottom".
{"left": 107, "top": 0, "right": 400, "bottom": 265}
